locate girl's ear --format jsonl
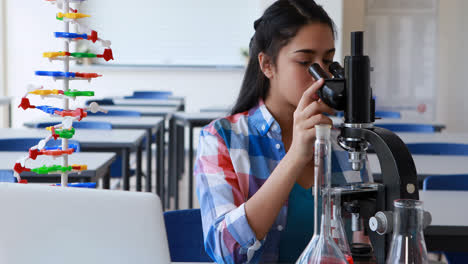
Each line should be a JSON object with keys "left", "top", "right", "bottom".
{"left": 258, "top": 52, "right": 274, "bottom": 79}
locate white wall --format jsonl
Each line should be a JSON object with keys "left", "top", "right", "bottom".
{"left": 5, "top": 1, "right": 246, "bottom": 128}
{"left": 436, "top": 0, "right": 468, "bottom": 132}
{"left": 5, "top": 0, "right": 468, "bottom": 132}
{"left": 339, "top": 0, "right": 468, "bottom": 133}
{"left": 315, "top": 0, "right": 344, "bottom": 62}
{"left": 0, "top": 0, "right": 7, "bottom": 127}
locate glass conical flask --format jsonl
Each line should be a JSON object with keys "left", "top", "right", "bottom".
{"left": 331, "top": 188, "right": 353, "bottom": 264}
{"left": 386, "top": 199, "right": 428, "bottom": 264}
{"left": 296, "top": 125, "right": 348, "bottom": 264}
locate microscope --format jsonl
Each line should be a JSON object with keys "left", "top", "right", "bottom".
{"left": 309, "top": 31, "right": 421, "bottom": 263}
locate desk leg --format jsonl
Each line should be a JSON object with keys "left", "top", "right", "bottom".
{"left": 177, "top": 122, "right": 185, "bottom": 179}
{"left": 168, "top": 117, "right": 175, "bottom": 209}
{"left": 156, "top": 125, "right": 165, "bottom": 206}
{"left": 145, "top": 129, "right": 152, "bottom": 192}
{"left": 103, "top": 169, "right": 110, "bottom": 190}
{"left": 188, "top": 124, "right": 194, "bottom": 209}
{"left": 159, "top": 125, "right": 166, "bottom": 208}
{"left": 122, "top": 148, "right": 130, "bottom": 191}
{"left": 156, "top": 127, "right": 161, "bottom": 196}
{"left": 174, "top": 122, "right": 180, "bottom": 210}
{"left": 136, "top": 144, "right": 142, "bottom": 192}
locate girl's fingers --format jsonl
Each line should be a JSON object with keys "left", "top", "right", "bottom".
{"left": 296, "top": 78, "right": 324, "bottom": 112}
{"left": 301, "top": 114, "right": 333, "bottom": 130}
{"left": 298, "top": 100, "right": 335, "bottom": 121}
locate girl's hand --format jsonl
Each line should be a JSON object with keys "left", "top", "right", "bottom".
{"left": 289, "top": 78, "right": 334, "bottom": 166}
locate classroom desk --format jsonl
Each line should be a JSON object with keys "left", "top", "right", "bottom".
{"left": 421, "top": 190, "right": 468, "bottom": 252}
{"left": 23, "top": 116, "right": 165, "bottom": 196}
{"left": 91, "top": 97, "right": 184, "bottom": 111}
{"left": 170, "top": 112, "right": 225, "bottom": 209}
{"left": 397, "top": 132, "right": 468, "bottom": 144}
{"left": 330, "top": 117, "right": 446, "bottom": 131}
{"left": 0, "top": 128, "right": 145, "bottom": 191}
{"left": 99, "top": 105, "right": 178, "bottom": 117}
{"left": 199, "top": 107, "right": 230, "bottom": 114}
{"left": 368, "top": 154, "right": 468, "bottom": 183}
{"left": 113, "top": 98, "right": 183, "bottom": 109}
{"left": 1, "top": 152, "right": 116, "bottom": 185}
{"left": 85, "top": 116, "right": 165, "bottom": 196}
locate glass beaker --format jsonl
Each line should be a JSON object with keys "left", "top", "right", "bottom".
{"left": 386, "top": 199, "right": 428, "bottom": 264}
{"left": 296, "top": 125, "right": 348, "bottom": 264}
{"left": 331, "top": 188, "right": 353, "bottom": 264}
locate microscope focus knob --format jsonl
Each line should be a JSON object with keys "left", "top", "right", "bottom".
{"left": 423, "top": 210, "right": 432, "bottom": 229}
{"left": 369, "top": 211, "right": 393, "bottom": 235}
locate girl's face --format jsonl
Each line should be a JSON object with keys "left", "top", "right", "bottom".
{"left": 265, "top": 23, "right": 335, "bottom": 109}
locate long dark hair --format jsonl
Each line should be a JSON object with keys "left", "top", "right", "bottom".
{"left": 231, "top": 0, "right": 336, "bottom": 115}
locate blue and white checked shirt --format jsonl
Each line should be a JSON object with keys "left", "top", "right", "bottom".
{"left": 195, "top": 100, "right": 371, "bottom": 263}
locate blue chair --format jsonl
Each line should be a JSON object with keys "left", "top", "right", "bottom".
{"left": 376, "top": 124, "right": 435, "bottom": 133}
{"left": 423, "top": 174, "right": 468, "bottom": 191}
{"left": 423, "top": 174, "right": 468, "bottom": 263}
{"left": 375, "top": 111, "right": 401, "bottom": 119}
{"left": 85, "top": 99, "right": 114, "bottom": 106}
{"left": 0, "top": 170, "right": 16, "bottom": 182}
{"left": 406, "top": 143, "right": 468, "bottom": 156}
{"left": 124, "top": 90, "right": 172, "bottom": 100}
{"left": 87, "top": 110, "right": 141, "bottom": 117}
{"left": 55, "top": 182, "right": 97, "bottom": 188}
{"left": 36, "top": 121, "right": 112, "bottom": 130}
{"left": 35, "top": 121, "right": 130, "bottom": 179}
{"left": 0, "top": 138, "right": 81, "bottom": 152}
{"left": 417, "top": 143, "right": 468, "bottom": 263}
{"left": 163, "top": 209, "right": 212, "bottom": 262}
{"left": 336, "top": 111, "right": 401, "bottom": 119}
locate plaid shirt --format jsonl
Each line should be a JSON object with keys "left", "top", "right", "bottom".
{"left": 195, "top": 101, "right": 371, "bottom": 263}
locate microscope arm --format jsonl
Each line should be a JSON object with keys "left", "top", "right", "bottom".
{"left": 342, "top": 126, "right": 419, "bottom": 264}
{"left": 343, "top": 126, "right": 419, "bottom": 203}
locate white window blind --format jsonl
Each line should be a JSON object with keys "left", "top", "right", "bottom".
{"left": 364, "top": 0, "right": 438, "bottom": 119}
{"left": 81, "top": 1, "right": 261, "bottom": 67}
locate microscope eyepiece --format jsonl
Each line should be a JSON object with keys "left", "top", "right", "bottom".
{"left": 351, "top": 31, "right": 364, "bottom": 56}
{"left": 308, "top": 63, "right": 346, "bottom": 110}
{"left": 329, "top": 62, "right": 345, "bottom": 79}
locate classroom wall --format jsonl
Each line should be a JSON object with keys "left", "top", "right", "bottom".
{"left": 0, "top": 1, "right": 7, "bottom": 127}
{"left": 4, "top": 0, "right": 247, "bottom": 128}
{"left": 436, "top": 0, "right": 468, "bottom": 132}
{"left": 4, "top": 0, "right": 468, "bottom": 132}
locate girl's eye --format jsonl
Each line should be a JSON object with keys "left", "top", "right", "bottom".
{"left": 298, "top": 61, "right": 310, "bottom": 66}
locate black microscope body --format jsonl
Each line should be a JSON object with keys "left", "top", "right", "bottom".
{"left": 309, "top": 31, "right": 419, "bottom": 263}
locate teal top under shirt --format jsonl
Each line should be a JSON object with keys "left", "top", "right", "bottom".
{"left": 278, "top": 183, "right": 321, "bottom": 263}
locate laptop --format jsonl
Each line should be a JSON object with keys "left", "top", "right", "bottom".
{"left": 0, "top": 183, "right": 171, "bottom": 264}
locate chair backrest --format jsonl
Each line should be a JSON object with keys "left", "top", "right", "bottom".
{"left": 375, "top": 111, "right": 401, "bottom": 119}
{"left": 423, "top": 174, "right": 468, "bottom": 191}
{"left": 125, "top": 90, "right": 172, "bottom": 100}
{"left": 0, "top": 170, "right": 16, "bottom": 183}
{"left": 36, "top": 121, "right": 112, "bottom": 130}
{"left": 85, "top": 99, "right": 114, "bottom": 106}
{"left": 422, "top": 173, "right": 468, "bottom": 263}
{"left": 0, "top": 138, "right": 81, "bottom": 152}
{"left": 163, "top": 209, "right": 212, "bottom": 262}
{"left": 55, "top": 182, "right": 97, "bottom": 188}
{"left": 377, "top": 123, "right": 435, "bottom": 133}
{"left": 335, "top": 111, "right": 401, "bottom": 119}
{"left": 87, "top": 110, "right": 141, "bottom": 117}
{"left": 406, "top": 143, "right": 468, "bottom": 155}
